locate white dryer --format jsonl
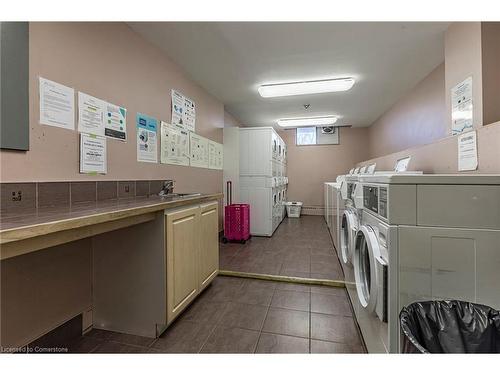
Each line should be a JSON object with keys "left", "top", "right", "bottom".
{"left": 356, "top": 173, "right": 500, "bottom": 353}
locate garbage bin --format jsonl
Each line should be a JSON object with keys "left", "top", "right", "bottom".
{"left": 285, "top": 202, "right": 303, "bottom": 218}
{"left": 399, "top": 300, "right": 500, "bottom": 353}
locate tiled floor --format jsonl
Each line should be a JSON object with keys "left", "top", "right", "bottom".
{"left": 68, "top": 276, "right": 365, "bottom": 353}
{"left": 220, "top": 216, "right": 343, "bottom": 280}
{"left": 63, "top": 215, "right": 365, "bottom": 353}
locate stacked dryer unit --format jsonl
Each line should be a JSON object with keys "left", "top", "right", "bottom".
{"left": 352, "top": 173, "right": 500, "bottom": 353}
{"left": 239, "top": 127, "right": 288, "bottom": 236}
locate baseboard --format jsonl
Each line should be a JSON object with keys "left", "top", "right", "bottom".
{"left": 301, "top": 206, "right": 325, "bottom": 216}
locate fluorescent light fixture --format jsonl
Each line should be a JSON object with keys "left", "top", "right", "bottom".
{"left": 259, "top": 77, "right": 355, "bottom": 98}
{"left": 277, "top": 116, "right": 337, "bottom": 127}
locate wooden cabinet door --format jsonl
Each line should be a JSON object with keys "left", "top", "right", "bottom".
{"left": 198, "top": 202, "right": 219, "bottom": 290}
{"left": 165, "top": 206, "right": 200, "bottom": 324}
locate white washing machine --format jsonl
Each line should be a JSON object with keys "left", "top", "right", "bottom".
{"left": 356, "top": 173, "right": 500, "bottom": 353}
{"left": 353, "top": 208, "right": 391, "bottom": 353}
{"left": 340, "top": 170, "right": 422, "bottom": 351}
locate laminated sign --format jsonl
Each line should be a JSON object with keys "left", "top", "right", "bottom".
{"left": 160, "top": 121, "right": 190, "bottom": 166}
{"left": 451, "top": 77, "right": 473, "bottom": 135}
{"left": 171, "top": 89, "right": 196, "bottom": 132}
{"left": 80, "top": 133, "right": 107, "bottom": 174}
{"left": 136, "top": 113, "right": 158, "bottom": 163}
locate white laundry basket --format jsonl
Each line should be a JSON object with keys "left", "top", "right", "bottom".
{"left": 285, "top": 202, "right": 303, "bottom": 218}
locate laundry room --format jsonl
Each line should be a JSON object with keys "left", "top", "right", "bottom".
{"left": 1, "top": 1, "right": 500, "bottom": 373}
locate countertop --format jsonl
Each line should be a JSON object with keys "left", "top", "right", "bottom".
{"left": 0, "top": 193, "right": 223, "bottom": 246}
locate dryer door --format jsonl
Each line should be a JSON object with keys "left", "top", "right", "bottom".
{"left": 353, "top": 225, "right": 381, "bottom": 314}
{"left": 340, "top": 209, "right": 357, "bottom": 265}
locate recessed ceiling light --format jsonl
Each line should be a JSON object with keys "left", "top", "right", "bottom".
{"left": 259, "top": 78, "right": 355, "bottom": 98}
{"left": 277, "top": 116, "right": 338, "bottom": 127}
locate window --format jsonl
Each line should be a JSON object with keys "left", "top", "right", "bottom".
{"left": 296, "top": 127, "right": 316, "bottom": 145}
{"left": 295, "top": 126, "right": 340, "bottom": 146}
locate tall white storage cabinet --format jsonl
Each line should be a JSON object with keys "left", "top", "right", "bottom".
{"left": 239, "top": 127, "right": 288, "bottom": 236}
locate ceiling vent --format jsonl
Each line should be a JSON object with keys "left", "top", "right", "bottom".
{"left": 321, "top": 126, "right": 336, "bottom": 134}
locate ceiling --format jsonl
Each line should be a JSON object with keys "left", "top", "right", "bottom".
{"left": 128, "top": 22, "right": 449, "bottom": 128}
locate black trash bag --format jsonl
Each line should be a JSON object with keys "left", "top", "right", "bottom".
{"left": 400, "top": 300, "right": 500, "bottom": 353}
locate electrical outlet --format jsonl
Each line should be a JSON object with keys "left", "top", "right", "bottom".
{"left": 11, "top": 191, "right": 22, "bottom": 202}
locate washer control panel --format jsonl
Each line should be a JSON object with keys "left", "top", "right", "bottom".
{"left": 363, "top": 185, "right": 388, "bottom": 219}
{"left": 363, "top": 185, "right": 378, "bottom": 214}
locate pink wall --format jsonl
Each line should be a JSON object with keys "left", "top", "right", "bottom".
{"left": 445, "top": 22, "right": 483, "bottom": 130}
{"left": 0, "top": 23, "right": 224, "bottom": 196}
{"left": 368, "top": 63, "right": 446, "bottom": 158}
{"left": 280, "top": 128, "right": 370, "bottom": 207}
{"left": 358, "top": 23, "right": 500, "bottom": 176}
{"left": 359, "top": 121, "right": 500, "bottom": 173}
{"left": 481, "top": 22, "right": 500, "bottom": 126}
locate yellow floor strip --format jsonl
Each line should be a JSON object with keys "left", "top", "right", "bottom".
{"left": 219, "top": 269, "right": 347, "bottom": 288}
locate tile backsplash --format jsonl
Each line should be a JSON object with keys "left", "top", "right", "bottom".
{"left": 0, "top": 179, "right": 170, "bottom": 215}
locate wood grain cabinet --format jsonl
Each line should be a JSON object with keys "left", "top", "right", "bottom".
{"left": 165, "top": 201, "right": 219, "bottom": 324}
{"left": 198, "top": 202, "right": 219, "bottom": 289}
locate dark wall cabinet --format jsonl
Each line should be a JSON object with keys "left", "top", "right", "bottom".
{"left": 1, "top": 22, "right": 29, "bottom": 151}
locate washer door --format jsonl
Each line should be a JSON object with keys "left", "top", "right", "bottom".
{"left": 353, "top": 225, "right": 381, "bottom": 313}
{"left": 340, "top": 210, "right": 356, "bottom": 265}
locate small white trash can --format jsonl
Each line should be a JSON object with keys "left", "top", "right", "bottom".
{"left": 285, "top": 202, "right": 303, "bottom": 218}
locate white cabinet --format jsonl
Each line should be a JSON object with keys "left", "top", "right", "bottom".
{"left": 239, "top": 127, "right": 287, "bottom": 236}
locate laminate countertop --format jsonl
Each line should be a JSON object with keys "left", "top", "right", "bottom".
{"left": 0, "top": 193, "right": 223, "bottom": 250}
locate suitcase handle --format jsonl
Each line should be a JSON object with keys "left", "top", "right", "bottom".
{"left": 227, "top": 181, "right": 232, "bottom": 206}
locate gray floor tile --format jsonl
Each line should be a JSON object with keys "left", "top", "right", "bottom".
{"left": 219, "top": 302, "right": 268, "bottom": 331}
{"left": 180, "top": 300, "right": 228, "bottom": 325}
{"left": 105, "top": 331, "right": 156, "bottom": 347}
{"left": 67, "top": 336, "right": 104, "bottom": 353}
{"left": 275, "top": 282, "right": 311, "bottom": 293}
{"left": 256, "top": 333, "right": 309, "bottom": 353}
{"left": 310, "top": 313, "right": 362, "bottom": 346}
{"left": 262, "top": 308, "right": 310, "bottom": 338}
{"left": 311, "top": 293, "right": 353, "bottom": 316}
{"left": 93, "top": 341, "right": 153, "bottom": 353}
{"left": 310, "top": 339, "right": 366, "bottom": 353}
{"left": 201, "top": 326, "right": 260, "bottom": 353}
{"left": 233, "top": 285, "right": 275, "bottom": 306}
{"left": 152, "top": 321, "right": 215, "bottom": 353}
{"left": 271, "top": 289, "right": 310, "bottom": 312}
{"left": 310, "top": 285, "right": 346, "bottom": 296}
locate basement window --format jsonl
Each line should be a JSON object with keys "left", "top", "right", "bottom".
{"left": 296, "top": 127, "right": 317, "bottom": 145}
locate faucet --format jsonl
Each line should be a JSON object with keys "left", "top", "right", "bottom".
{"left": 159, "top": 180, "right": 175, "bottom": 196}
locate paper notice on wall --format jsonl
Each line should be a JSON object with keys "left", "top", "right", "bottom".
{"left": 104, "top": 103, "right": 127, "bottom": 141}
{"left": 171, "top": 90, "right": 184, "bottom": 127}
{"left": 458, "top": 130, "right": 478, "bottom": 171}
{"left": 189, "top": 132, "right": 209, "bottom": 168}
{"left": 78, "top": 92, "right": 105, "bottom": 136}
{"left": 171, "top": 89, "right": 196, "bottom": 132}
{"left": 451, "top": 76, "right": 473, "bottom": 135}
{"left": 160, "top": 121, "right": 190, "bottom": 166}
{"left": 39, "top": 77, "right": 75, "bottom": 130}
{"left": 80, "top": 133, "right": 107, "bottom": 174}
{"left": 208, "top": 140, "right": 223, "bottom": 170}
{"left": 136, "top": 113, "right": 158, "bottom": 163}
{"left": 183, "top": 95, "right": 196, "bottom": 132}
